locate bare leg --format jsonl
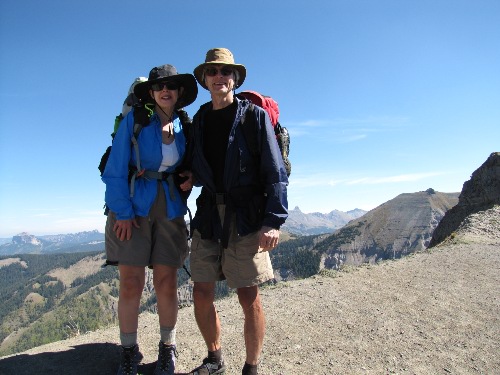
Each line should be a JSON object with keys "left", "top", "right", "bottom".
{"left": 118, "top": 265, "right": 146, "bottom": 334}
{"left": 193, "top": 282, "right": 221, "bottom": 351}
{"left": 238, "top": 286, "right": 265, "bottom": 365}
{"left": 153, "top": 264, "right": 179, "bottom": 342}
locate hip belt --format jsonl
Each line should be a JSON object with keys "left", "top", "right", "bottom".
{"left": 130, "top": 169, "right": 176, "bottom": 200}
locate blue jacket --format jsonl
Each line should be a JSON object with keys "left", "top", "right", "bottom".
{"left": 190, "top": 97, "right": 288, "bottom": 242}
{"left": 102, "top": 108, "right": 188, "bottom": 220}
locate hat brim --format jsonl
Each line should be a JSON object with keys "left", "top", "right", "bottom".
{"left": 134, "top": 74, "right": 198, "bottom": 109}
{"left": 194, "top": 62, "right": 246, "bottom": 90}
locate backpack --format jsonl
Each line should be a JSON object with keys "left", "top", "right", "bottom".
{"left": 237, "top": 91, "right": 291, "bottom": 177}
{"left": 98, "top": 103, "right": 152, "bottom": 180}
{"left": 98, "top": 77, "right": 148, "bottom": 180}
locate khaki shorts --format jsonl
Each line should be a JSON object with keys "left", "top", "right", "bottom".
{"left": 105, "top": 183, "right": 189, "bottom": 268}
{"left": 190, "top": 206, "right": 274, "bottom": 289}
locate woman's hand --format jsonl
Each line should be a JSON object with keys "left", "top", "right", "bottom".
{"left": 113, "top": 218, "right": 140, "bottom": 241}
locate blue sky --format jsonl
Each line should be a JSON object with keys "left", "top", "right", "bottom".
{"left": 0, "top": 0, "right": 499, "bottom": 237}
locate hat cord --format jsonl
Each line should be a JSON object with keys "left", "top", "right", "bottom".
{"left": 155, "top": 101, "right": 174, "bottom": 137}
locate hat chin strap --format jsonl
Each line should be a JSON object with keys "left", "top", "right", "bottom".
{"left": 154, "top": 99, "right": 174, "bottom": 122}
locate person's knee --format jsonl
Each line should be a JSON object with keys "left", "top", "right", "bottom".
{"left": 193, "top": 282, "right": 216, "bottom": 304}
{"left": 153, "top": 267, "right": 177, "bottom": 295}
{"left": 119, "top": 275, "right": 144, "bottom": 300}
{"left": 237, "top": 286, "right": 261, "bottom": 311}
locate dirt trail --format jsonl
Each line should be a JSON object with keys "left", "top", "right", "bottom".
{"left": 1, "top": 236, "right": 499, "bottom": 374}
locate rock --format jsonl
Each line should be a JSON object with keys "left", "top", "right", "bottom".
{"left": 430, "top": 152, "right": 500, "bottom": 247}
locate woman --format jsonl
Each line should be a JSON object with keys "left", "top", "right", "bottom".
{"left": 102, "top": 64, "right": 197, "bottom": 375}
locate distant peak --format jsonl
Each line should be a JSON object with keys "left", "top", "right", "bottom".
{"left": 293, "top": 206, "right": 301, "bottom": 211}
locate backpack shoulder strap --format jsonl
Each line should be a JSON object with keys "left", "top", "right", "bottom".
{"left": 176, "top": 108, "right": 191, "bottom": 124}
{"left": 132, "top": 103, "right": 153, "bottom": 137}
{"left": 240, "top": 103, "right": 259, "bottom": 158}
{"left": 130, "top": 104, "right": 152, "bottom": 169}
{"left": 175, "top": 108, "right": 192, "bottom": 139}
{"left": 173, "top": 108, "right": 194, "bottom": 175}
{"left": 129, "top": 104, "right": 153, "bottom": 197}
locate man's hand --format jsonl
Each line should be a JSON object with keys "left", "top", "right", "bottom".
{"left": 258, "top": 226, "right": 280, "bottom": 252}
{"left": 178, "top": 170, "right": 194, "bottom": 191}
{"left": 113, "top": 218, "right": 140, "bottom": 241}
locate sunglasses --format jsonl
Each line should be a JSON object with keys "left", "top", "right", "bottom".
{"left": 204, "top": 67, "right": 234, "bottom": 77}
{"left": 151, "top": 81, "right": 179, "bottom": 91}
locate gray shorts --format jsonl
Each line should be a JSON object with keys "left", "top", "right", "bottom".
{"left": 190, "top": 205, "right": 274, "bottom": 289}
{"left": 105, "top": 183, "right": 189, "bottom": 268}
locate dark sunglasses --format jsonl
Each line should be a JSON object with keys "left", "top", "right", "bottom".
{"left": 204, "top": 67, "right": 234, "bottom": 77}
{"left": 151, "top": 81, "right": 179, "bottom": 91}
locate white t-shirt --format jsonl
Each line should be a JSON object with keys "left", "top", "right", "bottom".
{"left": 159, "top": 139, "right": 179, "bottom": 172}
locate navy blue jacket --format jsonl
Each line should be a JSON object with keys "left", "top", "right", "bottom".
{"left": 190, "top": 97, "right": 288, "bottom": 244}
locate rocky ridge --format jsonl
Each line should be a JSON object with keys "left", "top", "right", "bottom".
{"left": 317, "top": 190, "right": 459, "bottom": 269}
{"left": 430, "top": 152, "right": 500, "bottom": 247}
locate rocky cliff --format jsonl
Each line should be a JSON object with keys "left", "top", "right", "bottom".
{"left": 429, "top": 152, "right": 500, "bottom": 247}
{"left": 316, "top": 190, "right": 459, "bottom": 269}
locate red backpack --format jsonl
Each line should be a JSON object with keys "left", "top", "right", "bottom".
{"left": 238, "top": 91, "right": 291, "bottom": 177}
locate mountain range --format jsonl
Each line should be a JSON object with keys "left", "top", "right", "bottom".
{"left": 0, "top": 207, "right": 364, "bottom": 356}
{"left": 0, "top": 207, "right": 366, "bottom": 256}
{"left": 0, "top": 152, "right": 498, "bottom": 373}
{"left": 0, "top": 231, "right": 104, "bottom": 256}
{"left": 2, "top": 152, "right": 498, "bottom": 358}
{"left": 0, "top": 189, "right": 456, "bottom": 356}
{"left": 281, "top": 207, "right": 366, "bottom": 235}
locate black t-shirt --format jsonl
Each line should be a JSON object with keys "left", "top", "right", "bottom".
{"left": 203, "top": 101, "right": 238, "bottom": 192}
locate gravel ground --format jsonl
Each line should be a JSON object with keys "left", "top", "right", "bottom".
{"left": 1, "top": 208, "right": 499, "bottom": 375}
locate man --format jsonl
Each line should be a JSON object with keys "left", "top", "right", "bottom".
{"left": 188, "top": 48, "right": 288, "bottom": 375}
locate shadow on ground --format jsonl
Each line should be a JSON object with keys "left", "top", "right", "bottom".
{"left": 0, "top": 343, "right": 192, "bottom": 375}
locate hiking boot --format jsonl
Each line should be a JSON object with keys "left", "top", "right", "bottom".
{"left": 189, "top": 357, "right": 226, "bottom": 374}
{"left": 117, "top": 344, "right": 143, "bottom": 375}
{"left": 154, "top": 341, "right": 177, "bottom": 375}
